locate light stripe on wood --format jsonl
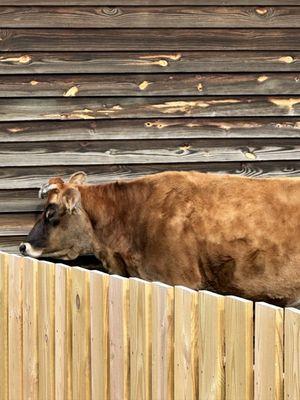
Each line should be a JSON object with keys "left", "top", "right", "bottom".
{"left": 8, "top": 254, "right": 23, "bottom": 400}
{"left": 109, "top": 275, "right": 130, "bottom": 400}
{"left": 199, "top": 291, "right": 225, "bottom": 400}
{"left": 152, "top": 282, "right": 174, "bottom": 400}
{"left": 23, "top": 257, "right": 38, "bottom": 400}
{"left": 55, "top": 264, "right": 71, "bottom": 400}
{"left": 0, "top": 252, "right": 8, "bottom": 400}
{"left": 38, "top": 261, "right": 55, "bottom": 400}
{"left": 284, "top": 307, "right": 300, "bottom": 400}
{"left": 129, "top": 278, "right": 152, "bottom": 400}
{"left": 71, "top": 267, "right": 91, "bottom": 400}
{"left": 174, "top": 286, "right": 199, "bottom": 400}
{"left": 1, "top": 52, "right": 300, "bottom": 74}
{"left": 254, "top": 302, "right": 283, "bottom": 400}
{"left": 225, "top": 296, "right": 253, "bottom": 400}
{"left": 90, "top": 271, "right": 109, "bottom": 400}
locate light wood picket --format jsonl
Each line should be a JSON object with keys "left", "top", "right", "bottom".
{"left": 284, "top": 307, "right": 300, "bottom": 400}
{"left": 90, "top": 271, "right": 109, "bottom": 400}
{"left": 225, "top": 296, "right": 253, "bottom": 400}
{"left": 38, "top": 261, "right": 55, "bottom": 400}
{"left": 152, "top": 282, "right": 174, "bottom": 400}
{"left": 174, "top": 286, "right": 199, "bottom": 400}
{"left": 199, "top": 290, "right": 225, "bottom": 400}
{"left": 23, "top": 257, "right": 38, "bottom": 400}
{"left": 0, "top": 252, "right": 300, "bottom": 400}
{"left": 8, "top": 255, "right": 24, "bottom": 400}
{"left": 109, "top": 275, "right": 130, "bottom": 400}
{"left": 0, "top": 252, "right": 8, "bottom": 400}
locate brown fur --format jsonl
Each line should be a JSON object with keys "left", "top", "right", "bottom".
{"left": 23, "top": 171, "right": 300, "bottom": 306}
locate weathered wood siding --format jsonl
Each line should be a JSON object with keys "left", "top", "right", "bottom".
{"left": 0, "top": 1, "right": 299, "bottom": 253}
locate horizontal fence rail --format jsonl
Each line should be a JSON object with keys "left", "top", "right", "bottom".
{"left": 1, "top": 251, "right": 300, "bottom": 399}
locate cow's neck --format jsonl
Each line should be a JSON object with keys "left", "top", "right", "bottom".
{"left": 78, "top": 181, "right": 149, "bottom": 266}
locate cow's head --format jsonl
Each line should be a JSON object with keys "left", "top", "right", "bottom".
{"left": 19, "top": 171, "right": 95, "bottom": 260}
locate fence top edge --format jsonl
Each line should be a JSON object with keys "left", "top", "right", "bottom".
{"left": 285, "top": 306, "right": 300, "bottom": 315}
{"left": 90, "top": 269, "right": 109, "bottom": 278}
{"left": 226, "top": 295, "right": 253, "bottom": 305}
{"left": 110, "top": 273, "right": 129, "bottom": 282}
{"left": 174, "top": 285, "right": 197, "bottom": 294}
{"left": 199, "top": 289, "right": 224, "bottom": 298}
{"left": 152, "top": 280, "right": 173, "bottom": 289}
{"left": 255, "top": 301, "right": 284, "bottom": 311}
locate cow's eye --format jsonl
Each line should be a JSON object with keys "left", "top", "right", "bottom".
{"left": 45, "top": 204, "right": 58, "bottom": 222}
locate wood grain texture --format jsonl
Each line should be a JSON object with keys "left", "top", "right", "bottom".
{"left": 0, "top": 138, "right": 299, "bottom": 167}
{"left": 225, "top": 296, "right": 253, "bottom": 400}
{"left": 23, "top": 257, "right": 38, "bottom": 400}
{"left": 8, "top": 255, "right": 24, "bottom": 400}
{"left": 1, "top": 118, "right": 300, "bottom": 143}
{"left": 71, "top": 267, "right": 91, "bottom": 400}
{"left": 90, "top": 271, "right": 109, "bottom": 400}
{"left": 0, "top": 252, "right": 8, "bottom": 400}
{"left": 129, "top": 278, "right": 152, "bottom": 400}
{"left": 1, "top": 6, "right": 300, "bottom": 28}
{"left": 2, "top": 97, "right": 300, "bottom": 122}
{"left": 199, "top": 291, "right": 225, "bottom": 400}
{"left": 38, "top": 260, "right": 55, "bottom": 400}
{"left": 0, "top": 161, "right": 299, "bottom": 192}
{"left": 3, "top": 1, "right": 300, "bottom": 6}
{"left": 152, "top": 282, "right": 174, "bottom": 400}
{"left": 254, "top": 302, "right": 283, "bottom": 400}
{"left": 1, "top": 29, "right": 300, "bottom": 51}
{"left": 174, "top": 286, "right": 199, "bottom": 400}
{"left": 109, "top": 275, "right": 130, "bottom": 400}
{"left": 1, "top": 73, "right": 300, "bottom": 97}
{"left": 1, "top": 51, "right": 300, "bottom": 74}
{"left": 284, "top": 308, "right": 300, "bottom": 400}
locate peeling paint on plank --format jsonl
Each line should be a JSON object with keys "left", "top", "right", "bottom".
{"left": 150, "top": 99, "right": 241, "bottom": 114}
{"left": 270, "top": 98, "right": 300, "bottom": 109}
{"left": 255, "top": 8, "right": 268, "bottom": 15}
{"left": 279, "top": 56, "right": 294, "bottom": 64}
{"left": 257, "top": 76, "right": 269, "bottom": 83}
{"left": 139, "top": 81, "right": 151, "bottom": 91}
{"left": 0, "top": 55, "right": 31, "bottom": 64}
{"left": 30, "top": 80, "right": 39, "bottom": 86}
{"left": 140, "top": 54, "right": 182, "bottom": 61}
{"left": 64, "top": 86, "right": 79, "bottom": 97}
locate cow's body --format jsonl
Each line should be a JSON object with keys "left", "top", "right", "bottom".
{"left": 21, "top": 171, "right": 300, "bottom": 306}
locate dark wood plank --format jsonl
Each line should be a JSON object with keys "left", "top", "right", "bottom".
{"left": 0, "top": 190, "right": 41, "bottom": 212}
{"left": 1, "top": 51, "right": 300, "bottom": 74}
{"left": 0, "top": 138, "right": 299, "bottom": 167}
{"left": 1, "top": 6, "right": 300, "bottom": 28}
{"left": 3, "top": 1, "right": 300, "bottom": 6}
{"left": 1, "top": 73, "right": 300, "bottom": 97}
{"left": 1, "top": 118, "right": 300, "bottom": 142}
{"left": 0, "top": 161, "right": 299, "bottom": 191}
{"left": 1, "top": 29, "right": 300, "bottom": 51}
{"left": 0, "top": 236, "right": 26, "bottom": 253}
{"left": 1, "top": 97, "right": 300, "bottom": 121}
{"left": 0, "top": 213, "right": 37, "bottom": 236}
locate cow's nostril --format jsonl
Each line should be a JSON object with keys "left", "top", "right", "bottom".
{"left": 19, "top": 243, "right": 26, "bottom": 254}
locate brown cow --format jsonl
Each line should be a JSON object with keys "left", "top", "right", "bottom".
{"left": 20, "top": 171, "right": 300, "bottom": 306}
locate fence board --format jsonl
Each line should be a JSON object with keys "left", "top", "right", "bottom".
{"left": 8, "top": 255, "right": 23, "bottom": 400}
{"left": 90, "top": 271, "right": 109, "bottom": 400}
{"left": 174, "top": 286, "right": 199, "bottom": 400}
{"left": 129, "top": 278, "right": 152, "bottom": 400}
{"left": 71, "top": 267, "right": 91, "bottom": 400}
{"left": 1, "top": 6, "right": 300, "bottom": 29}
{"left": 1, "top": 29, "right": 300, "bottom": 52}
{"left": 38, "top": 261, "right": 55, "bottom": 400}
{"left": 55, "top": 264, "right": 71, "bottom": 400}
{"left": 152, "top": 282, "right": 174, "bottom": 400}
{"left": 1, "top": 51, "right": 300, "bottom": 74}
{"left": 0, "top": 138, "right": 299, "bottom": 168}
{"left": 0, "top": 161, "right": 299, "bottom": 192}
{"left": 0, "top": 252, "right": 8, "bottom": 400}
{"left": 1, "top": 73, "right": 300, "bottom": 97}
{"left": 284, "top": 307, "right": 300, "bottom": 400}
{"left": 2, "top": 97, "right": 300, "bottom": 122}
{"left": 225, "top": 296, "right": 253, "bottom": 400}
{"left": 23, "top": 257, "right": 38, "bottom": 400}
{"left": 109, "top": 275, "right": 130, "bottom": 400}
{"left": 1, "top": 118, "right": 300, "bottom": 143}
{"left": 199, "top": 291, "right": 225, "bottom": 400}
{"left": 254, "top": 303, "right": 283, "bottom": 400}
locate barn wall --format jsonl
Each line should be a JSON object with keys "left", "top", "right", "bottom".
{"left": 0, "top": 1, "right": 300, "bottom": 253}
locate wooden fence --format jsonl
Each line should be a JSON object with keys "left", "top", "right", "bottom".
{"left": 0, "top": 251, "right": 300, "bottom": 400}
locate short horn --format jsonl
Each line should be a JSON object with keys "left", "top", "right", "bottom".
{"left": 38, "top": 183, "right": 59, "bottom": 199}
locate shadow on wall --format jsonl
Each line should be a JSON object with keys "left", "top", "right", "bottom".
{"left": 40, "top": 255, "right": 104, "bottom": 271}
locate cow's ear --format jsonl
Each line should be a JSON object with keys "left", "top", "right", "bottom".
{"left": 62, "top": 188, "right": 81, "bottom": 214}
{"left": 69, "top": 171, "right": 87, "bottom": 185}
